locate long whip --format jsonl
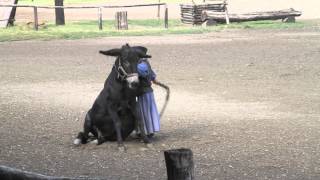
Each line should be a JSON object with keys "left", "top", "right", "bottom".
{"left": 153, "top": 80, "right": 170, "bottom": 118}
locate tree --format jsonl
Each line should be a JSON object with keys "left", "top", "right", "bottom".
{"left": 8, "top": 0, "right": 19, "bottom": 26}
{"left": 55, "top": 0, "right": 65, "bottom": 25}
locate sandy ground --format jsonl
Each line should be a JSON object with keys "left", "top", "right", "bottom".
{"left": 0, "top": 28, "right": 320, "bottom": 179}
{"left": 10, "top": 0, "right": 320, "bottom": 23}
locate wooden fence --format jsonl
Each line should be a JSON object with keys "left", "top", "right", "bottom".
{"left": 0, "top": 3, "right": 169, "bottom": 30}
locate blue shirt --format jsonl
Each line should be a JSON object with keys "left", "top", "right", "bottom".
{"left": 137, "top": 60, "right": 156, "bottom": 81}
{"left": 137, "top": 59, "right": 156, "bottom": 95}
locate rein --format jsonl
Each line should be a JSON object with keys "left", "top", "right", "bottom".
{"left": 153, "top": 80, "right": 170, "bottom": 118}
{"left": 113, "top": 58, "right": 170, "bottom": 118}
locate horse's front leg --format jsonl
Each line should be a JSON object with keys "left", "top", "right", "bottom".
{"left": 107, "top": 104, "right": 125, "bottom": 151}
{"left": 132, "top": 99, "right": 151, "bottom": 145}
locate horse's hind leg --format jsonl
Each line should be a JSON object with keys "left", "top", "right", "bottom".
{"left": 96, "top": 128, "right": 107, "bottom": 145}
{"left": 74, "top": 113, "right": 92, "bottom": 145}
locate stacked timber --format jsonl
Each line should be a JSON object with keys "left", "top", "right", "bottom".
{"left": 180, "top": 3, "right": 226, "bottom": 25}
{"left": 202, "top": 8, "right": 302, "bottom": 23}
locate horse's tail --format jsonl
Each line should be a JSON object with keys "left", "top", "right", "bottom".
{"left": 153, "top": 80, "right": 170, "bottom": 118}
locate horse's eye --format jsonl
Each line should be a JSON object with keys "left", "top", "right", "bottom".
{"left": 123, "top": 61, "right": 130, "bottom": 67}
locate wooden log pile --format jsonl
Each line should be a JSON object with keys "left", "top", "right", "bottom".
{"left": 202, "top": 8, "right": 302, "bottom": 23}
{"left": 180, "top": 3, "right": 226, "bottom": 25}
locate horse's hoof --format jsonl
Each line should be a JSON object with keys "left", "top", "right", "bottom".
{"left": 90, "top": 139, "right": 98, "bottom": 145}
{"left": 147, "top": 134, "right": 154, "bottom": 138}
{"left": 73, "top": 138, "right": 81, "bottom": 146}
{"left": 118, "top": 145, "right": 126, "bottom": 152}
{"left": 146, "top": 143, "right": 155, "bottom": 149}
{"left": 143, "top": 137, "right": 151, "bottom": 144}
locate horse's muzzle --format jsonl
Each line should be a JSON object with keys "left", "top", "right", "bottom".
{"left": 126, "top": 73, "right": 139, "bottom": 89}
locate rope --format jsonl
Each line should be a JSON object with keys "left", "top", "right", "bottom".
{"left": 153, "top": 80, "right": 170, "bottom": 118}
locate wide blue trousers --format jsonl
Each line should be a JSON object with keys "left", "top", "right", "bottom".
{"left": 138, "top": 91, "right": 160, "bottom": 134}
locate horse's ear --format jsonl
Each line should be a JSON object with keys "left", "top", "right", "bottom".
{"left": 99, "top": 49, "right": 121, "bottom": 56}
{"left": 139, "top": 54, "right": 152, "bottom": 58}
{"left": 134, "top": 46, "right": 151, "bottom": 58}
{"left": 133, "top": 46, "right": 148, "bottom": 54}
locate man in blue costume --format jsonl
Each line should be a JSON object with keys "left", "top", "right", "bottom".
{"left": 136, "top": 59, "right": 160, "bottom": 138}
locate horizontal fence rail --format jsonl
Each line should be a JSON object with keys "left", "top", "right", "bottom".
{"left": 0, "top": 3, "right": 167, "bottom": 9}
{"left": 0, "top": 3, "right": 169, "bottom": 30}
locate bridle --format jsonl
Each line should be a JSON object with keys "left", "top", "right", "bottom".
{"left": 114, "top": 57, "right": 138, "bottom": 82}
{"left": 114, "top": 55, "right": 170, "bottom": 117}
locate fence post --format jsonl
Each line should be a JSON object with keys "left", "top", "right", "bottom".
{"left": 115, "top": 11, "right": 128, "bottom": 30}
{"left": 157, "top": 0, "right": 160, "bottom": 19}
{"left": 224, "top": 1, "right": 230, "bottom": 24}
{"left": 98, "top": 7, "right": 103, "bottom": 30}
{"left": 164, "top": 4, "right": 168, "bottom": 29}
{"left": 33, "top": 6, "right": 38, "bottom": 31}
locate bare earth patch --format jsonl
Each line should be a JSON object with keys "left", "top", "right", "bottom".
{"left": 0, "top": 29, "right": 320, "bottom": 179}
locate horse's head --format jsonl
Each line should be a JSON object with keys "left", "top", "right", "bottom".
{"left": 99, "top": 44, "right": 152, "bottom": 89}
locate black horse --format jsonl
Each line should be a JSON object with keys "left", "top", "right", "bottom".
{"left": 74, "top": 44, "right": 152, "bottom": 150}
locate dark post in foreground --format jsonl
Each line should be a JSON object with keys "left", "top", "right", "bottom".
{"left": 55, "top": 0, "right": 65, "bottom": 25}
{"left": 164, "top": 148, "right": 194, "bottom": 180}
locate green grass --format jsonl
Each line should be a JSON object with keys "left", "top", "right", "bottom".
{"left": 0, "top": 19, "right": 312, "bottom": 42}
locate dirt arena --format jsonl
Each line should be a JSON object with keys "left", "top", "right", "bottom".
{"left": 0, "top": 27, "right": 320, "bottom": 179}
